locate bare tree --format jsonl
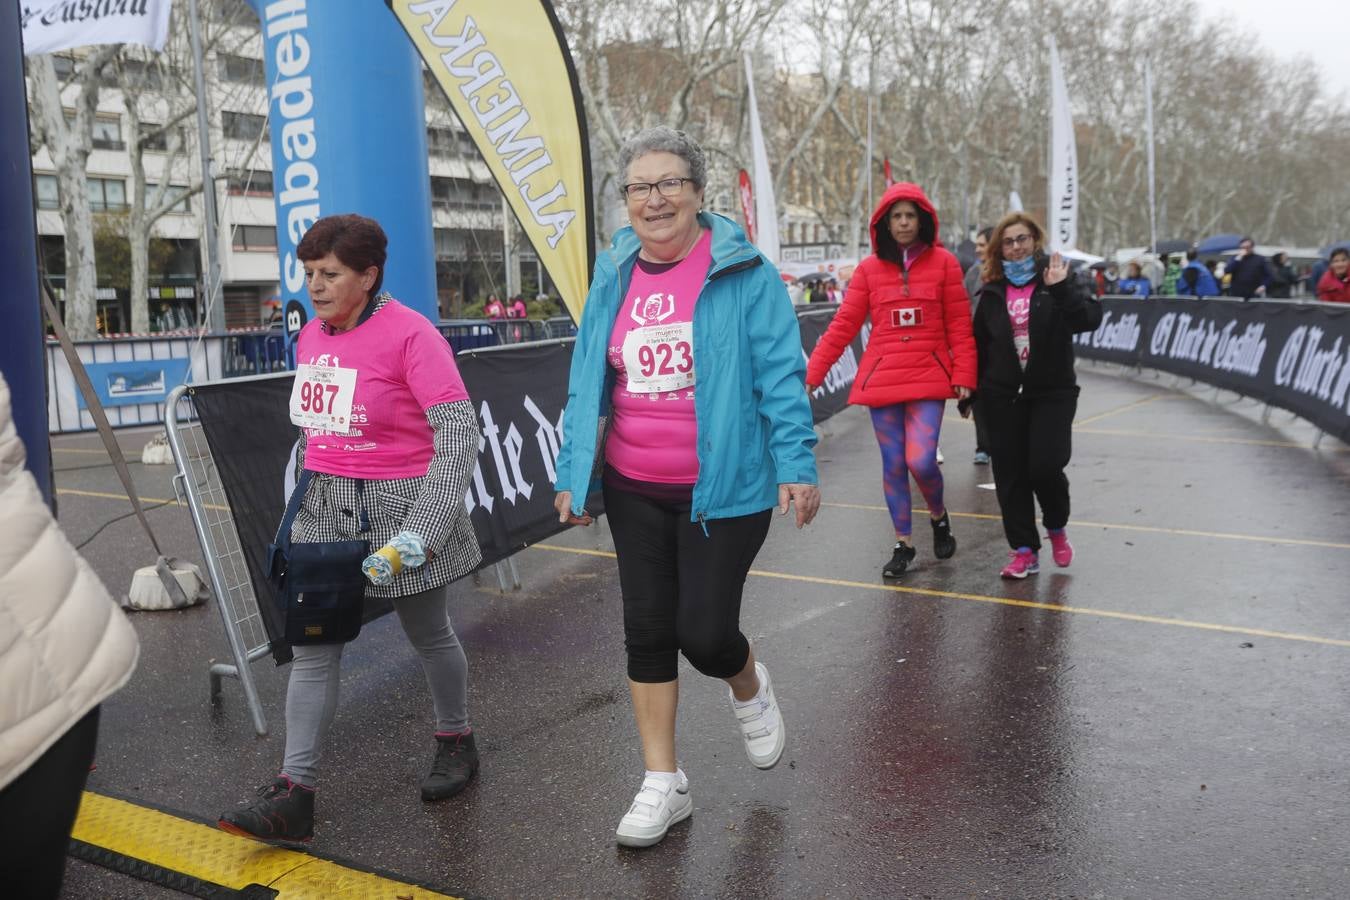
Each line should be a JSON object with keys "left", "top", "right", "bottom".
{"left": 111, "top": 1, "right": 255, "bottom": 332}
{"left": 28, "top": 47, "right": 118, "bottom": 340}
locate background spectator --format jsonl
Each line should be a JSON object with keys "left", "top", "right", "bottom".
{"left": 1118, "top": 261, "right": 1152, "bottom": 297}
{"left": 1226, "top": 237, "right": 1273, "bottom": 298}
{"left": 1176, "top": 247, "right": 1220, "bottom": 296}
{"left": 1268, "top": 252, "right": 1296, "bottom": 298}
{"left": 0, "top": 372, "right": 139, "bottom": 898}
{"left": 1316, "top": 248, "right": 1350, "bottom": 302}
{"left": 964, "top": 226, "right": 993, "bottom": 304}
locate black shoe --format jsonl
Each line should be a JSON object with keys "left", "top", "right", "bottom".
{"left": 218, "top": 775, "right": 314, "bottom": 844}
{"left": 931, "top": 512, "right": 957, "bottom": 559}
{"left": 882, "top": 542, "right": 917, "bottom": 577}
{"left": 422, "top": 731, "right": 480, "bottom": 801}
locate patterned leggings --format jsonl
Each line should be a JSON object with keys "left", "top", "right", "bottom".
{"left": 869, "top": 400, "right": 947, "bottom": 537}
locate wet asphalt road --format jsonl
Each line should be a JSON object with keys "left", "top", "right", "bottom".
{"left": 53, "top": 363, "right": 1350, "bottom": 899}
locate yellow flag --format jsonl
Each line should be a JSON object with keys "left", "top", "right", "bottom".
{"left": 388, "top": 0, "right": 595, "bottom": 323}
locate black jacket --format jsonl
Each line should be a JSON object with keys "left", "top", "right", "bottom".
{"left": 973, "top": 259, "right": 1103, "bottom": 399}
{"left": 1226, "top": 253, "right": 1273, "bottom": 298}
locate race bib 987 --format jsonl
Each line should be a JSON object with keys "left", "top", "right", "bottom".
{"left": 290, "top": 364, "right": 358, "bottom": 432}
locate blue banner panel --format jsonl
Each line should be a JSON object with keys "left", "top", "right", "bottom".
{"left": 246, "top": 0, "right": 438, "bottom": 351}
{"left": 1, "top": 1, "right": 51, "bottom": 503}
{"left": 77, "top": 358, "right": 191, "bottom": 410}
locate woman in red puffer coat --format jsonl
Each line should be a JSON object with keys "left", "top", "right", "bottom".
{"left": 806, "top": 182, "right": 976, "bottom": 578}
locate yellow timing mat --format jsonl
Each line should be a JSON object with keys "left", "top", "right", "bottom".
{"left": 71, "top": 791, "right": 462, "bottom": 899}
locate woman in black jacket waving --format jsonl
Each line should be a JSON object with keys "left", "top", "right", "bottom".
{"left": 972, "top": 212, "right": 1102, "bottom": 579}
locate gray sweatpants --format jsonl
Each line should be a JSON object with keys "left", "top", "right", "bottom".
{"left": 281, "top": 584, "right": 468, "bottom": 787}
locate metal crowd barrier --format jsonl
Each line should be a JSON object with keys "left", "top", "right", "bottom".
{"left": 164, "top": 381, "right": 273, "bottom": 736}
{"left": 1083, "top": 294, "right": 1348, "bottom": 449}
{"left": 223, "top": 329, "right": 289, "bottom": 376}
{"left": 47, "top": 330, "right": 289, "bottom": 434}
{"left": 165, "top": 359, "right": 528, "bottom": 735}
{"left": 436, "top": 318, "right": 548, "bottom": 351}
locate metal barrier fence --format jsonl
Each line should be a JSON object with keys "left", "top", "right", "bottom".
{"left": 164, "top": 380, "right": 275, "bottom": 735}
{"left": 435, "top": 317, "right": 575, "bottom": 351}
{"left": 47, "top": 329, "right": 291, "bottom": 434}
{"left": 166, "top": 369, "right": 521, "bottom": 736}
{"left": 49, "top": 322, "right": 572, "bottom": 433}
{"left": 1078, "top": 294, "right": 1350, "bottom": 448}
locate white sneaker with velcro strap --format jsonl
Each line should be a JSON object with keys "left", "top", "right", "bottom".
{"left": 731, "top": 661, "right": 786, "bottom": 769}
{"left": 615, "top": 769, "right": 692, "bottom": 848}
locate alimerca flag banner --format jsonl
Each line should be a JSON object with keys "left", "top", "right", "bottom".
{"left": 20, "top": 0, "right": 170, "bottom": 55}
{"left": 1047, "top": 35, "right": 1078, "bottom": 252}
{"left": 388, "top": 0, "right": 595, "bottom": 323}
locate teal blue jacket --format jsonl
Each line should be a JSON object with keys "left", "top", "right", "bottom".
{"left": 553, "top": 212, "right": 817, "bottom": 524}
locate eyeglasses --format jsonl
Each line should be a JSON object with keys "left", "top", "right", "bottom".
{"left": 621, "top": 177, "right": 694, "bottom": 201}
{"left": 1001, "top": 233, "right": 1034, "bottom": 249}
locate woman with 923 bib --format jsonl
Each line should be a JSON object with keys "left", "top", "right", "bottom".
{"left": 553, "top": 126, "right": 820, "bottom": 848}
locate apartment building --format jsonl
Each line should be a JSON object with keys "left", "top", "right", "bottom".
{"left": 29, "top": 13, "right": 518, "bottom": 335}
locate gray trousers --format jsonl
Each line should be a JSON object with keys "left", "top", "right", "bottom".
{"left": 281, "top": 584, "right": 469, "bottom": 787}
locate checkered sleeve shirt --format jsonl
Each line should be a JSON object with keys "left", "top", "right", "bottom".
{"left": 290, "top": 298, "right": 482, "bottom": 597}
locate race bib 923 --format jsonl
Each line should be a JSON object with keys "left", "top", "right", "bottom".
{"left": 621, "top": 322, "right": 695, "bottom": 394}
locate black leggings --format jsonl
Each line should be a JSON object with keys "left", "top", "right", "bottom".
{"left": 0, "top": 706, "right": 99, "bottom": 899}
{"left": 980, "top": 391, "right": 1077, "bottom": 551}
{"left": 604, "top": 481, "right": 772, "bottom": 683}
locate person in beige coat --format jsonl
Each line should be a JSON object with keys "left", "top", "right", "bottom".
{"left": 0, "top": 371, "right": 139, "bottom": 898}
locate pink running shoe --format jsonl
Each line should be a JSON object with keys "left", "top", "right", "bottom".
{"left": 1000, "top": 548, "right": 1040, "bottom": 579}
{"left": 1047, "top": 530, "right": 1074, "bottom": 567}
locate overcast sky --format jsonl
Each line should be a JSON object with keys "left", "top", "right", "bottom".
{"left": 1192, "top": 0, "right": 1349, "bottom": 100}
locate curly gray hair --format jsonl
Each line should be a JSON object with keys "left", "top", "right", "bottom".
{"left": 617, "top": 126, "right": 707, "bottom": 191}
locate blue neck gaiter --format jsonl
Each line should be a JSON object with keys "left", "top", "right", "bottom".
{"left": 1002, "top": 256, "right": 1037, "bottom": 287}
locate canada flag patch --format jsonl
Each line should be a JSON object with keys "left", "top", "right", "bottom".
{"left": 891, "top": 307, "right": 923, "bottom": 327}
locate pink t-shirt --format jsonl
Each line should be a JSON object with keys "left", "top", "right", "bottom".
{"left": 1006, "top": 283, "right": 1034, "bottom": 370}
{"left": 604, "top": 229, "right": 713, "bottom": 483}
{"left": 297, "top": 299, "right": 470, "bottom": 479}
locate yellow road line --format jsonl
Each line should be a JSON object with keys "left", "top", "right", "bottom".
{"left": 819, "top": 502, "right": 1350, "bottom": 550}
{"left": 73, "top": 792, "right": 460, "bottom": 899}
{"left": 1073, "top": 393, "right": 1169, "bottom": 426}
{"left": 1074, "top": 425, "right": 1349, "bottom": 451}
{"left": 55, "top": 487, "right": 231, "bottom": 513}
{"left": 531, "top": 543, "right": 1350, "bottom": 649}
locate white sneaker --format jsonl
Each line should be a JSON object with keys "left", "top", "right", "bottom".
{"left": 936, "top": 446, "right": 945, "bottom": 464}
{"left": 615, "top": 770, "right": 692, "bottom": 848}
{"left": 732, "top": 661, "right": 785, "bottom": 769}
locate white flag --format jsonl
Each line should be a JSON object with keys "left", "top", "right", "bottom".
{"left": 1144, "top": 57, "right": 1158, "bottom": 255}
{"left": 1047, "top": 35, "right": 1078, "bottom": 252}
{"left": 743, "top": 53, "right": 779, "bottom": 264}
{"left": 20, "top": 0, "right": 172, "bottom": 56}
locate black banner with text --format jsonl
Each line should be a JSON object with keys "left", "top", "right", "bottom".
{"left": 797, "top": 305, "right": 871, "bottom": 423}
{"left": 1074, "top": 296, "right": 1350, "bottom": 443}
{"left": 189, "top": 309, "right": 868, "bottom": 657}
{"left": 191, "top": 341, "right": 597, "bottom": 661}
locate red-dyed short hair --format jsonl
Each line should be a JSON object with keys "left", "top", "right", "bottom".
{"left": 296, "top": 214, "right": 388, "bottom": 298}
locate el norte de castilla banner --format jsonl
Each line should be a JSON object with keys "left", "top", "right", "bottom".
{"left": 1075, "top": 296, "right": 1350, "bottom": 444}
{"left": 389, "top": 0, "right": 596, "bottom": 323}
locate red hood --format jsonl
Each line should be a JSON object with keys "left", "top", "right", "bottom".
{"left": 869, "top": 182, "right": 942, "bottom": 254}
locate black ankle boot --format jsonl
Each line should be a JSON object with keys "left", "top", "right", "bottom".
{"left": 422, "top": 731, "right": 479, "bottom": 801}
{"left": 882, "top": 542, "right": 917, "bottom": 577}
{"left": 931, "top": 512, "right": 957, "bottom": 559}
{"left": 218, "top": 775, "right": 314, "bottom": 844}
